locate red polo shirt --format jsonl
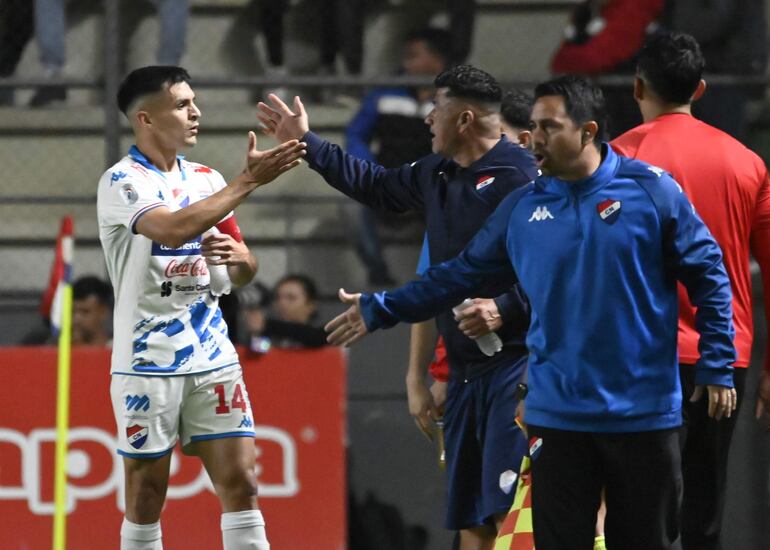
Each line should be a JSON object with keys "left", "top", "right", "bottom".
{"left": 612, "top": 113, "right": 770, "bottom": 371}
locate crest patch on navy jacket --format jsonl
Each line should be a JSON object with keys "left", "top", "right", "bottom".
{"left": 476, "top": 175, "right": 496, "bottom": 190}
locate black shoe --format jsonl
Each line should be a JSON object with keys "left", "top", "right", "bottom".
{"left": 29, "top": 85, "right": 67, "bottom": 107}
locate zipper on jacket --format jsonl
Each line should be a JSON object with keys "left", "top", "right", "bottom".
{"left": 571, "top": 189, "right": 583, "bottom": 239}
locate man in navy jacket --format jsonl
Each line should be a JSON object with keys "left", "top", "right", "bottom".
{"left": 325, "top": 75, "right": 737, "bottom": 550}
{"left": 258, "top": 66, "right": 538, "bottom": 547}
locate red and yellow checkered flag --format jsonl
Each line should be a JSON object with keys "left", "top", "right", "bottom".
{"left": 494, "top": 455, "right": 535, "bottom": 550}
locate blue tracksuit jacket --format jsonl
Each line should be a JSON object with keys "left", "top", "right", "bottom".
{"left": 360, "top": 145, "right": 736, "bottom": 432}
{"left": 303, "top": 131, "right": 539, "bottom": 379}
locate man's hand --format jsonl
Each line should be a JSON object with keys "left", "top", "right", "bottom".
{"left": 691, "top": 384, "right": 738, "bottom": 420}
{"left": 257, "top": 94, "right": 310, "bottom": 143}
{"left": 406, "top": 377, "right": 440, "bottom": 441}
{"left": 201, "top": 233, "right": 250, "bottom": 266}
{"left": 430, "top": 381, "right": 448, "bottom": 414}
{"left": 755, "top": 369, "right": 770, "bottom": 430}
{"left": 454, "top": 298, "right": 502, "bottom": 339}
{"left": 239, "top": 130, "right": 306, "bottom": 188}
{"left": 325, "top": 289, "right": 368, "bottom": 347}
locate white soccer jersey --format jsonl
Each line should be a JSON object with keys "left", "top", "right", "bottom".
{"left": 97, "top": 146, "right": 239, "bottom": 376}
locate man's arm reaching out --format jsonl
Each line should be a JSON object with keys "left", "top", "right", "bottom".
{"left": 136, "top": 132, "right": 306, "bottom": 248}
{"left": 325, "top": 189, "right": 525, "bottom": 346}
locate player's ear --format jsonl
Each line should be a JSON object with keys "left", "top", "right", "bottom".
{"left": 516, "top": 130, "right": 533, "bottom": 150}
{"left": 457, "top": 109, "right": 474, "bottom": 132}
{"left": 633, "top": 76, "right": 644, "bottom": 102}
{"left": 135, "top": 109, "right": 152, "bottom": 129}
{"left": 581, "top": 121, "right": 598, "bottom": 145}
{"left": 691, "top": 79, "right": 707, "bottom": 102}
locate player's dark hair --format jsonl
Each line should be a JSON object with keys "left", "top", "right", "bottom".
{"left": 275, "top": 274, "right": 319, "bottom": 303}
{"left": 534, "top": 75, "right": 608, "bottom": 143}
{"left": 636, "top": 32, "right": 704, "bottom": 105}
{"left": 73, "top": 275, "right": 113, "bottom": 306}
{"left": 501, "top": 88, "right": 533, "bottom": 130}
{"left": 117, "top": 65, "right": 191, "bottom": 115}
{"left": 434, "top": 65, "right": 502, "bottom": 105}
{"left": 405, "top": 28, "right": 452, "bottom": 65}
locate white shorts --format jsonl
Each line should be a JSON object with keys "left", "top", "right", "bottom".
{"left": 111, "top": 365, "right": 255, "bottom": 458}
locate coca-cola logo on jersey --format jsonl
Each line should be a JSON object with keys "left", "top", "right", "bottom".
{"left": 165, "top": 257, "right": 208, "bottom": 278}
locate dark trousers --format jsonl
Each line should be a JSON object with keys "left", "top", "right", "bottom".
{"left": 528, "top": 425, "right": 682, "bottom": 550}
{"left": 0, "top": 0, "right": 33, "bottom": 76}
{"left": 679, "top": 364, "right": 747, "bottom": 550}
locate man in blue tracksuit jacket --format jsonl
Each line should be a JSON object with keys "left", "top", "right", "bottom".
{"left": 258, "top": 66, "right": 538, "bottom": 546}
{"left": 325, "top": 75, "right": 738, "bottom": 550}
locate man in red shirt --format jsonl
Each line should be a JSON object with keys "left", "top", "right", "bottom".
{"left": 550, "top": 0, "right": 665, "bottom": 137}
{"left": 612, "top": 32, "right": 770, "bottom": 550}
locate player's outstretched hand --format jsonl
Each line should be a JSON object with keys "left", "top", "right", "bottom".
{"left": 241, "top": 131, "right": 306, "bottom": 188}
{"left": 691, "top": 384, "right": 737, "bottom": 421}
{"left": 257, "top": 94, "right": 309, "bottom": 143}
{"left": 325, "top": 289, "right": 368, "bottom": 347}
{"left": 454, "top": 298, "right": 502, "bottom": 339}
{"left": 755, "top": 369, "right": 770, "bottom": 431}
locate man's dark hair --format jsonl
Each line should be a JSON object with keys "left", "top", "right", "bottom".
{"left": 117, "top": 65, "right": 191, "bottom": 115}
{"left": 434, "top": 65, "right": 502, "bottom": 105}
{"left": 501, "top": 88, "right": 533, "bottom": 130}
{"left": 73, "top": 276, "right": 113, "bottom": 306}
{"left": 636, "top": 32, "right": 705, "bottom": 105}
{"left": 275, "top": 274, "right": 318, "bottom": 303}
{"left": 405, "top": 28, "right": 452, "bottom": 65}
{"left": 534, "top": 75, "right": 608, "bottom": 142}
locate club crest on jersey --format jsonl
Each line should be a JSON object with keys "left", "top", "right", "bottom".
{"left": 126, "top": 424, "right": 149, "bottom": 449}
{"left": 596, "top": 199, "right": 621, "bottom": 225}
{"left": 120, "top": 183, "right": 138, "bottom": 205}
{"left": 476, "top": 175, "right": 495, "bottom": 190}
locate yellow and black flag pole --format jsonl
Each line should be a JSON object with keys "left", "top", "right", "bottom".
{"left": 51, "top": 217, "right": 74, "bottom": 550}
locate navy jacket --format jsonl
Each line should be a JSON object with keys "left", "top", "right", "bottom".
{"left": 360, "top": 145, "right": 736, "bottom": 432}
{"left": 303, "top": 131, "right": 539, "bottom": 379}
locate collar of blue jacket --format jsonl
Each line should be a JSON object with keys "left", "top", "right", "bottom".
{"left": 535, "top": 142, "right": 619, "bottom": 198}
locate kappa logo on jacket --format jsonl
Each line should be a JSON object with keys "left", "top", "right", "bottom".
{"left": 528, "top": 206, "right": 554, "bottom": 222}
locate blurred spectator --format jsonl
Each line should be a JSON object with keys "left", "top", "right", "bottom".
{"left": 344, "top": 28, "right": 450, "bottom": 286}
{"left": 662, "top": 0, "right": 768, "bottom": 142}
{"left": 239, "top": 275, "right": 327, "bottom": 352}
{"left": 550, "top": 0, "right": 665, "bottom": 137}
{"left": 0, "top": 0, "right": 34, "bottom": 106}
{"left": 21, "top": 275, "right": 113, "bottom": 346}
{"left": 235, "top": 0, "right": 290, "bottom": 98}
{"left": 318, "top": 0, "right": 365, "bottom": 79}
{"left": 71, "top": 275, "right": 113, "bottom": 346}
{"left": 500, "top": 88, "right": 534, "bottom": 148}
{"left": 30, "top": 0, "right": 189, "bottom": 107}
{"left": 401, "top": 0, "right": 476, "bottom": 66}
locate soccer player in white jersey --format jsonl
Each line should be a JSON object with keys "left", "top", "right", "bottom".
{"left": 97, "top": 66, "right": 306, "bottom": 550}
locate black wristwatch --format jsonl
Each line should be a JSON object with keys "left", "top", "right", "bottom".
{"left": 514, "top": 382, "right": 528, "bottom": 400}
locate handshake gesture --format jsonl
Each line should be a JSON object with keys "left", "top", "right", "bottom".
{"left": 239, "top": 130, "right": 306, "bottom": 189}
{"left": 238, "top": 93, "right": 312, "bottom": 190}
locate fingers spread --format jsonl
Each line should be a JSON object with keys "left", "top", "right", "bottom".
{"left": 326, "top": 323, "right": 353, "bottom": 346}
{"left": 257, "top": 102, "right": 279, "bottom": 117}
{"left": 343, "top": 329, "right": 367, "bottom": 348}
{"left": 324, "top": 311, "right": 349, "bottom": 334}
{"left": 268, "top": 93, "right": 295, "bottom": 116}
